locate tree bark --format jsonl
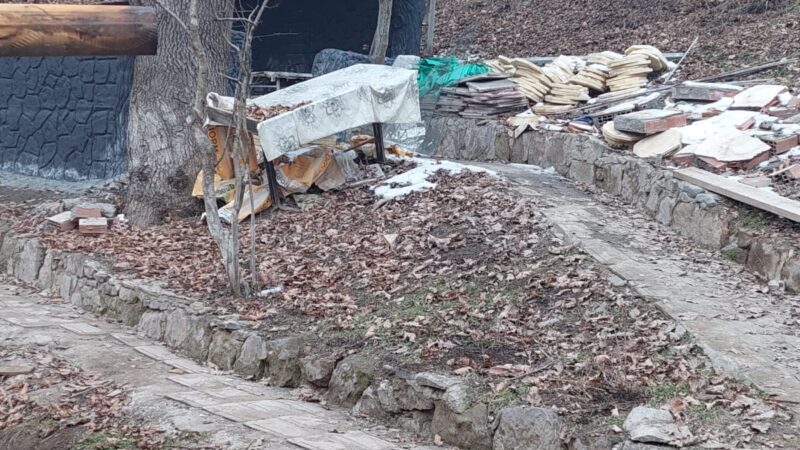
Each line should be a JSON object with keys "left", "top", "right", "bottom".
{"left": 425, "top": 0, "right": 437, "bottom": 55}
{"left": 126, "top": 0, "right": 231, "bottom": 227}
{"left": 370, "top": 0, "right": 393, "bottom": 64}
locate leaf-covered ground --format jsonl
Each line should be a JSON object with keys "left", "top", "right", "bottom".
{"left": 432, "top": 0, "right": 800, "bottom": 80}
{"left": 2, "top": 165, "right": 799, "bottom": 447}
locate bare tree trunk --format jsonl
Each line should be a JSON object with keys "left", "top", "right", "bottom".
{"left": 126, "top": 0, "right": 231, "bottom": 227}
{"left": 425, "top": 0, "right": 437, "bottom": 55}
{"left": 370, "top": 0, "right": 393, "bottom": 64}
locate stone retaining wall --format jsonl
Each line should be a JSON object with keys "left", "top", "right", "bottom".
{"left": 0, "top": 222, "right": 603, "bottom": 450}
{"left": 422, "top": 115, "right": 800, "bottom": 292}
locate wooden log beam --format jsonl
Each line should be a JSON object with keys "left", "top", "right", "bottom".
{"left": 0, "top": 5, "right": 157, "bottom": 57}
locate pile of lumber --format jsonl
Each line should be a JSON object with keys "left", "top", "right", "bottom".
{"left": 545, "top": 83, "right": 590, "bottom": 105}
{"left": 570, "top": 65, "right": 610, "bottom": 93}
{"left": 434, "top": 74, "right": 528, "bottom": 118}
{"left": 586, "top": 51, "right": 623, "bottom": 66}
{"left": 486, "top": 46, "right": 670, "bottom": 117}
{"left": 488, "top": 56, "right": 578, "bottom": 103}
{"left": 606, "top": 45, "right": 668, "bottom": 95}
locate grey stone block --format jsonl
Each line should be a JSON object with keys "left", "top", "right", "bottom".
{"left": 326, "top": 355, "right": 376, "bottom": 408}
{"left": 137, "top": 310, "right": 166, "bottom": 340}
{"left": 265, "top": 336, "right": 303, "bottom": 387}
{"left": 233, "top": 334, "right": 267, "bottom": 380}
{"left": 493, "top": 406, "right": 564, "bottom": 450}
{"left": 207, "top": 330, "right": 242, "bottom": 371}
{"left": 431, "top": 402, "right": 492, "bottom": 450}
{"left": 301, "top": 354, "right": 338, "bottom": 387}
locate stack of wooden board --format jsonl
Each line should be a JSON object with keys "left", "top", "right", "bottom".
{"left": 533, "top": 103, "right": 575, "bottom": 115}
{"left": 78, "top": 217, "right": 109, "bottom": 234}
{"left": 587, "top": 51, "right": 624, "bottom": 66}
{"left": 607, "top": 54, "right": 653, "bottom": 93}
{"left": 461, "top": 78, "right": 529, "bottom": 118}
{"left": 545, "top": 83, "right": 590, "bottom": 105}
{"left": 602, "top": 121, "right": 644, "bottom": 147}
{"left": 606, "top": 45, "right": 668, "bottom": 95}
{"left": 490, "top": 56, "right": 578, "bottom": 103}
{"left": 570, "top": 65, "right": 609, "bottom": 93}
{"left": 435, "top": 74, "right": 528, "bottom": 118}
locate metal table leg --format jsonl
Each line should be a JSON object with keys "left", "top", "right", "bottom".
{"left": 372, "top": 122, "right": 386, "bottom": 164}
{"left": 265, "top": 160, "right": 281, "bottom": 209}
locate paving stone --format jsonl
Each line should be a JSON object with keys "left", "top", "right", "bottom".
{"left": 3, "top": 316, "right": 67, "bottom": 327}
{"left": 244, "top": 414, "right": 332, "bottom": 438}
{"left": 289, "top": 431, "right": 399, "bottom": 450}
{"left": 60, "top": 322, "right": 104, "bottom": 335}
{"left": 166, "top": 390, "right": 257, "bottom": 408}
{"left": 134, "top": 345, "right": 175, "bottom": 361}
{"left": 168, "top": 373, "right": 230, "bottom": 390}
{"left": 203, "top": 400, "right": 300, "bottom": 422}
{"left": 163, "top": 358, "right": 209, "bottom": 374}
{"left": 270, "top": 399, "right": 328, "bottom": 415}
{"left": 223, "top": 380, "right": 290, "bottom": 398}
{"left": 202, "top": 386, "right": 258, "bottom": 399}
{"left": 110, "top": 332, "right": 150, "bottom": 347}
{"left": 248, "top": 399, "right": 321, "bottom": 416}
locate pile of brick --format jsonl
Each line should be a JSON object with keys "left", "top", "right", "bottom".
{"left": 602, "top": 109, "right": 687, "bottom": 147}
{"left": 45, "top": 201, "right": 122, "bottom": 235}
{"left": 596, "top": 81, "right": 800, "bottom": 182}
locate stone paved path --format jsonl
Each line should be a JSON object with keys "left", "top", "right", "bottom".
{"left": 0, "top": 282, "right": 425, "bottom": 450}
{"left": 480, "top": 162, "right": 800, "bottom": 406}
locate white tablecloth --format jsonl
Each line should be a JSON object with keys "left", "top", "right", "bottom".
{"left": 210, "top": 64, "right": 421, "bottom": 161}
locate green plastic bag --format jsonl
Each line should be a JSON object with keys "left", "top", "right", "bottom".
{"left": 417, "top": 57, "right": 490, "bottom": 97}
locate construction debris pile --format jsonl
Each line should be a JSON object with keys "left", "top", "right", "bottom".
{"left": 601, "top": 83, "right": 798, "bottom": 175}
{"left": 422, "top": 45, "right": 675, "bottom": 120}
{"left": 514, "top": 75, "right": 800, "bottom": 202}
{"left": 484, "top": 45, "right": 672, "bottom": 115}
{"left": 194, "top": 127, "right": 413, "bottom": 224}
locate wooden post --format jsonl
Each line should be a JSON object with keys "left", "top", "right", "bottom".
{"left": 426, "top": 0, "right": 437, "bottom": 55}
{"left": 370, "top": 0, "right": 393, "bottom": 64}
{"left": 0, "top": 5, "right": 158, "bottom": 57}
{"left": 372, "top": 123, "right": 386, "bottom": 164}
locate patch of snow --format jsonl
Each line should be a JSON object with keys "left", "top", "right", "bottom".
{"left": 373, "top": 158, "right": 495, "bottom": 200}
{"left": 779, "top": 146, "right": 800, "bottom": 160}
{"left": 674, "top": 97, "right": 733, "bottom": 119}
{"left": 509, "top": 163, "right": 558, "bottom": 175}
{"left": 772, "top": 123, "right": 800, "bottom": 136}
{"left": 779, "top": 91, "right": 794, "bottom": 106}
{"left": 683, "top": 81, "right": 743, "bottom": 91}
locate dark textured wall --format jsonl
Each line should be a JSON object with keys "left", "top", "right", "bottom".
{"left": 244, "top": 0, "right": 424, "bottom": 73}
{"left": 0, "top": 56, "right": 132, "bottom": 181}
